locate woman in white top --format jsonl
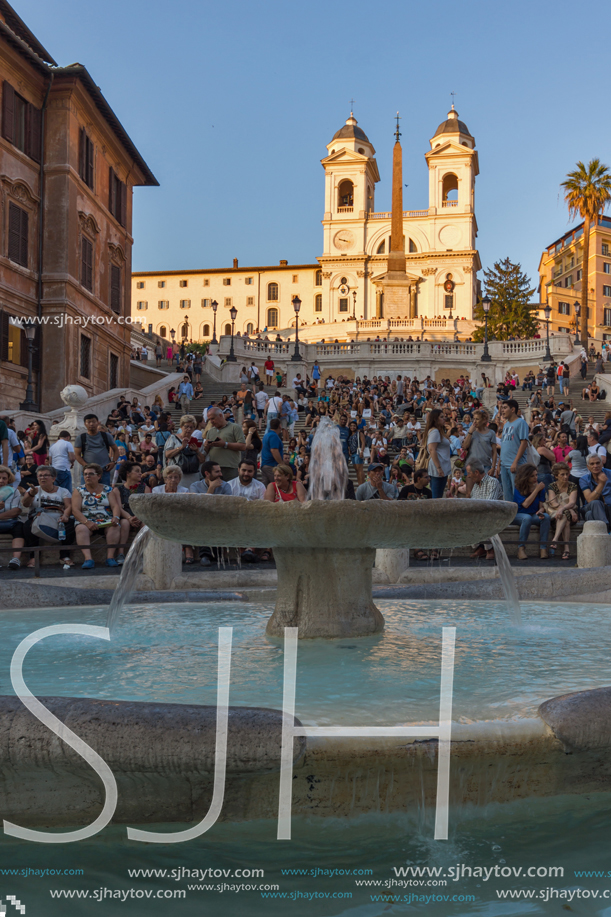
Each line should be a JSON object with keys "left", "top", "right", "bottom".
{"left": 152, "top": 464, "right": 193, "bottom": 563}
{"left": 10, "top": 465, "right": 73, "bottom": 569}
{"left": 424, "top": 409, "right": 452, "bottom": 499}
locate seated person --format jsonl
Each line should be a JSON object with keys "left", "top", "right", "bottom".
{"left": 356, "top": 463, "right": 398, "bottom": 501}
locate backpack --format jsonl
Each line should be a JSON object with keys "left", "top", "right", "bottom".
{"left": 77, "top": 431, "right": 114, "bottom": 457}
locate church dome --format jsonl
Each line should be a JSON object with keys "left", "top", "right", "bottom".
{"left": 332, "top": 114, "right": 370, "bottom": 143}
{"left": 433, "top": 106, "right": 472, "bottom": 139}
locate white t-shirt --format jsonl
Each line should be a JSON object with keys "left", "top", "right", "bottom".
{"left": 21, "top": 485, "right": 71, "bottom": 521}
{"left": 228, "top": 477, "right": 266, "bottom": 501}
{"left": 48, "top": 439, "right": 74, "bottom": 471}
{"left": 254, "top": 391, "right": 269, "bottom": 410}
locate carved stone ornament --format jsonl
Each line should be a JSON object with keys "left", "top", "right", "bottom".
{"left": 108, "top": 242, "right": 126, "bottom": 263}
{"left": 463, "top": 266, "right": 473, "bottom": 273}
{"left": 421, "top": 268, "right": 436, "bottom": 276}
{"left": 78, "top": 211, "right": 101, "bottom": 235}
{"left": 356, "top": 269, "right": 369, "bottom": 278}
{"left": 1, "top": 175, "right": 39, "bottom": 204}
{"left": 322, "top": 272, "right": 332, "bottom": 279}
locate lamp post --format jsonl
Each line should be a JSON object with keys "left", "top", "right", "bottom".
{"left": 170, "top": 328, "right": 176, "bottom": 342}
{"left": 227, "top": 305, "right": 238, "bottom": 361}
{"left": 544, "top": 302, "right": 552, "bottom": 362}
{"left": 19, "top": 318, "right": 37, "bottom": 411}
{"left": 291, "top": 295, "right": 302, "bottom": 362}
{"left": 211, "top": 300, "right": 218, "bottom": 344}
{"left": 574, "top": 301, "right": 580, "bottom": 346}
{"left": 481, "top": 295, "right": 492, "bottom": 362}
{"left": 351, "top": 289, "right": 357, "bottom": 320}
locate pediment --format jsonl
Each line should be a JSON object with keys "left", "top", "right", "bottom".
{"left": 321, "top": 148, "right": 371, "bottom": 165}
{"left": 426, "top": 138, "right": 476, "bottom": 158}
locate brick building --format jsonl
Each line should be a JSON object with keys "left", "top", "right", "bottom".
{"left": 0, "top": 0, "right": 157, "bottom": 411}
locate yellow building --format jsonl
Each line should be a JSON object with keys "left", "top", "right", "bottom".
{"left": 538, "top": 215, "right": 611, "bottom": 342}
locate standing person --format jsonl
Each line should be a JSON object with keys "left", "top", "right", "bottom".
{"left": 561, "top": 362, "right": 570, "bottom": 397}
{"left": 201, "top": 407, "right": 246, "bottom": 481}
{"left": 164, "top": 415, "right": 204, "bottom": 489}
{"left": 260, "top": 418, "right": 284, "bottom": 485}
{"left": 265, "top": 391, "right": 284, "bottom": 432}
{"left": 513, "top": 463, "right": 551, "bottom": 560}
{"left": 312, "top": 360, "right": 321, "bottom": 391}
{"left": 29, "top": 420, "right": 49, "bottom": 466}
{"left": 155, "top": 342, "right": 163, "bottom": 366}
{"left": 264, "top": 357, "right": 275, "bottom": 385}
{"left": 337, "top": 414, "right": 350, "bottom": 465}
{"left": 74, "top": 414, "right": 119, "bottom": 486}
{"left": 462, "top": 410, "right": 497, "bottom": 472}
{"left": 423, "top": 409, "right": 451, "bottom": 499}
{"left": 580, "top": 349, "right": 588, "bottom": 380}
{"left": 177, "top": 375, "right": 194, "bottom": 414}
{"left": 48, "top": 430, "right": 76, "bottom": 492}
{"left": 254, "top": 384, "right": 269, "bottom": 431}
{"left": 348, "top": 420, "right": 366, "bottom": 486}
{"left": 545, "top": 363, "right": 556, "bottom": 397}
{"left": 193, "top": 353, "right": 203, "bottom": 383}
{"left": 499, "top": 400, "right": 529, "bottom": 501}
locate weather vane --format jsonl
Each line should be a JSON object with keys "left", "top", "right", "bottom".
{"left": 450, "top": 91, "right": 456, "bottom": 109}
{"left": 395, "top": 111, "right": 401, "bottom": 141}
{"left": 349, "top": 98, "right": 355, "bottom": 115}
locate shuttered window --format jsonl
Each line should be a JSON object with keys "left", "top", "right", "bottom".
{"left": 109, "top": 353, "right": 119, "bottom": 389}
{"left": 2, "top": 81, "right": 41, "bottom": 161}
{"left": 8, "top": 202, "right": 28, "bottom": 267}
{"left": 80, "top": 335, "right": 91, "bottom": 379}
{"left": 79, "top": 128, "right": 94, "bottom": 188}
{"left": 108, "top": 168, "right": 126, "bottom": 226}
{"left": 110, "top": 265, "right": 122, "bottom": 313}
{"left": 81, "top": 237, "right": 93, "bottom": 291}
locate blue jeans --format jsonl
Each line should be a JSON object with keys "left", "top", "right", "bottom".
{"left": 514, "top": 511, "right": 551, "bottom": 546}
{"left": 54, "top": 469, "right": 72, "bottom": 492}
{"left": 584, "top": 500, "right": 610, "bottom": 526}
{"left": 430, "top": 475, "right": 447, "bottom": 499}
{"left": 500, "top": 466, "right": 516, "bottom": 501}
{"left": 100, "top": 470, "right": 111, "bottom": 486}
{"left": 266, "top": 412, "right": 278, "bottom": 432}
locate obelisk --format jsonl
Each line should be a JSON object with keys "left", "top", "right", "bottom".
{"left": 378, "top": 114, "right": 411, "bottom": 319}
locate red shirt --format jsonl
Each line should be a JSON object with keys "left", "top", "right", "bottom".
{"left": 265, "top": 359, "right": 274, "bottom": 371}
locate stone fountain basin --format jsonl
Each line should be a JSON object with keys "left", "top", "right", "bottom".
{"left": 130, "top": 494, "right": 517, "bottom": 550}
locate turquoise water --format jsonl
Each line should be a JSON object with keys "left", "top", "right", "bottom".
{"left": 1, "top": 599, "right": 611, "bottom": 724}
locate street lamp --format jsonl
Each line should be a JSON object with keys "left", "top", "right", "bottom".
{"left": 351, "top": 290, "right": 357, "bottom": 320}
{"left": 573, "top": 301, "right": 580, "bottom": 346}
{"left": 211, "top": 300, "right": 218, "bottom": 344}
{"left": 481, "top": 295, "right": 492, "bottom": 362}
{"left": 170, "top": 328, "right": 176, "bottom": 342}
{"left": 291, "top": 295, "right": 302, "bottom": 362}
{"left": 544, "top": 302, "right": 552, "bottom": 362}
{"left": 19, "top": 318, "right": 37, "bottom": 411}
{"left": 227, "top": 304, "right": 238, "bottom": 361}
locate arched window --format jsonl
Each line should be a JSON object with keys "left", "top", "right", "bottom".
{"left": 442, "top": 173, "right": 458, "bottom": 203}
{"left": 315, "top": 270, "right": 323, "bottom": 286}
{"left": 159, "top": 325, "right": 167, "bottom": 338}
{"left": 337, "top": 179, "right": 354, "bottom": 210}
{"left": 181, "top": 322, "right": 189, "bottom": 339}
{"left": 376, "top": 240, "right": 385, "bottom": 254}
{"left": 409, "top": 238, "right": 417, "bottom": 253}
{"left": 246, "top": 322, "right": 254, "bottom": 334}
{"left": 202, "top": 324, "right": 210, "bottom": 337}
{"left": 315, "top": 294, "right": 322, "bottom": 312}
{"left": 267, "top": 282, "right": 279, "bottom": 301}
{"left": 267, "top": 307, "right": 279, "bottom": 328}
{"left": 224, "top": 323, "right": 232, "bottom": 335}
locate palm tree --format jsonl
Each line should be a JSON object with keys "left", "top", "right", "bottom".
{"left": 562, "top": 159, "right": 611, "bottom": 348}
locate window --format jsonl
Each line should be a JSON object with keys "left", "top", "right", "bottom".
{"left": 315, "top": 270, "right": 323, "bottom": 286}
{"left": 202, "top": 324, "right": 210, "bottom": 337}
{"left": 604, "top": 286, "right": 611, "bottom": 298}
{"left": 224, "top": 297, "right": 232, "bottom": 307}
{"left": 442, "top": 173, "right": 458, "bottom": 202}
{"left": 444, "top": 294, "right": 454, "bottom": 310}
{"left": 246, "top": 322, "right": 254, "bottom": 334}
{"left": 267, "top": 307, "right": 279, "bottom": 327}
{"left": 110, "top": 264, "right": 121, "bottom": 313}
{"left": 558, "top": 302, "right": 571, "bottom": 315}
{"left": 605, "top": 308, "right": 611, "bottom": 327}
{"left": 136, "top": 301, "right": 148, "bottom": 311}
{"left": 0, "top": 314, "right": 24, "bottom": 364}
{"left": 179, "top": 299, "right": 191, "bottom": 309}
{"left": 158, "top": 280, "right": 166, "bottom": 288}
{"left": 79, "top": 128, "right": 94, "bottom": 189}
{"left": 224, "top": 323, "right": 231, "bottom": 335}
{"left": 158, "top": 301, "right": 169, "bottom": 310}
{"left": 80, "top": 334, "right": 91, "bottom": 379}
{"left": 315, "top": 294, "right": 322, "bottom": 312}
{"left": 564, "top": 276, "right": 572, "bottom": 288}
{"left": 603, "top": 244, "right": 610, "bottom": 256}
{"left": 2, "top": 81, "right": 41, "bottom": 162}
{"left": 337, "top": 179, "right": 354, "bottom": 209}
{"left": 245, "top": 277, "right": 254, "bottom": 285}
{"left": 223, "top": 278, "right": 231, "bottom": 286}
{"left": 409, "top": 238, "right": 417, "bottom": 253}
{"left": 292, "top": 274, "right": 298, "bottom": 283}
{"left": 376, "top": 240, "right": 385, "bottom": 254}
{"left": 201, "top": 299, "right": 211, "bottom": 308}
{"left": 605, "top": 263, "right": 611, "bottom": 274}
{"left": 339, "top": 298, "right": 349, "bottom": 312}
{"left": 246, "top": 296, "right": 254, "bottom": 305}
{"left": 8, "top": 202, "right": 28, "bottom": 267}
{"left": 179, "top": 280, "right": 188, "bottom": 288}
{"left": 136, "top": 281, "right": 145, "bottom": 289}
{"left": 81, "top": 237, "right": 93, "bottom": 291}
{"left": 577, "top": 269, "right": 582, "bottom": 281}
{"left": 203, "top": 278, "right": 210, "bottom": 286}
{"left": 108, "top": 168, "right": 126, "bottom": 226}
{"left": 159, "top": 325, "right": 167, "bottom": 337}
{"left": 109, "top": 353, "right": 118, "bottom": 389}
{"left": 267, "top": 282, "right": 279, "bottom": 301}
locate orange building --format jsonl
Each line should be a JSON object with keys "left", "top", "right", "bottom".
{"left": 0, "top": 0, "right": 157, "bottom": 411}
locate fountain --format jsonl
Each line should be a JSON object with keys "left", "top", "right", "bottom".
{"left": 130, "top": 421, "right": 517, "bottom": 638}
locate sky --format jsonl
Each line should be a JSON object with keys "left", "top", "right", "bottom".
{"left": 21, "top": 0, "right": 611, "bottom": 289}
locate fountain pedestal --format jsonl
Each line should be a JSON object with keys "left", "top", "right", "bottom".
{"left": 267, "top": 547, "right": 384, "bottom": 638}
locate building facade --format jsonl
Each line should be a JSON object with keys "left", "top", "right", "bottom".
{"left": 131, "top": 108, "right": 481, "bottom": 341}
{"left": 0, "top": 0, "right": 157, "bottom": 411}
{"left": 538, "top": 216, "right": 611, "bottom": 342}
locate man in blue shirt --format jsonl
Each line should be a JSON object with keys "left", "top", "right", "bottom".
{"left": 580, "top": 454, "right": 611, "bottom": 526}
{"left": 337, "top": 414, "right": 350, "bottom": 463}
{"left": 260, "top": 418, "right": 284, "bottom": 486}
{"left": 177, "top": 375, "right": 194, "bottom": 414}
{"left": 189, "top": 461, "right": 232, "bottom": 495}
{"left": 500, "top": 400, "right": 529, "bottom": 501}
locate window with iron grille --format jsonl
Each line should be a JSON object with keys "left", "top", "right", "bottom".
{"left": 80, "top": 335, "right": 91, "bottom": 379}
{"left": 110, "top": 264, "right": 121, "bottom": 313}
{"left": 179, "top": 300, "right": 191, "bottom": 309}
{"left": 81, "top": 237, "right": 93, "bottom": 291}
{"left": 79, "top": 128, "right": 94, "bottom": 189}
{"left": 109, "top": 352, "right": 119, "bottom": 389}
{"left": 8, "top": 202, "right": 28, "bottom": 267}
{"left": 339, "top": 298, "right": 349, "bottom": 312}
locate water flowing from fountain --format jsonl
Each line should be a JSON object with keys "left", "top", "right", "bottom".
{"left": 307, "top": 418, "right": 347, "bottom": 501}
{"left": 490, "top": 534, "right": 522, "bottom": 625}
{"left": 106, "top": 526, "right": 151, "bottom": 633}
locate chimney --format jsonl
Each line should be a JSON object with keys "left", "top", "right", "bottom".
{"left": 233, "top": 258, "right": 238, "bottom": 269}
{"left": 279, "top": 259, "right": 288, "bottom": 266}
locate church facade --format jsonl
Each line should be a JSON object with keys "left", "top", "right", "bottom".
{"left": 131, "top": 108, "right": 481, "bottom": 340}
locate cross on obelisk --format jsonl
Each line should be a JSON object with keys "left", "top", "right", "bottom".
{"left": 395, "top": 111, "right": 401, "bottom": 141}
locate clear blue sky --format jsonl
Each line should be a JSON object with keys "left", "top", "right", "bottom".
{"left": 23, "top": 0, "right": 611, "bottom": 291}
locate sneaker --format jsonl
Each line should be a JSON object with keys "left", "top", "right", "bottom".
{"left": 81, "top": 559, "right": 95, "bottom": 569}
{"left": 8, "top": 558, "right": 20, "bottom": 569}
{"left": 105, "top": 558, "right": 119, "bottom": 567}
{"left": 199, "top": 555, "right": 212, "bottom": 567}
{"left": 116, "top": 554, "right": 125, "bottom": 566}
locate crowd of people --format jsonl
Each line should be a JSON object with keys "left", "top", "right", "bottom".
{"left": 1, "top": 352, "right": 610, "bottom": 569}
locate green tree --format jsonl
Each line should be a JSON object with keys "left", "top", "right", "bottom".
{"left": 561, "top": 159, "right": 611, "bottom": 348}
{"left": 472, "top": 258, "right": 537, "bottom": 342}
